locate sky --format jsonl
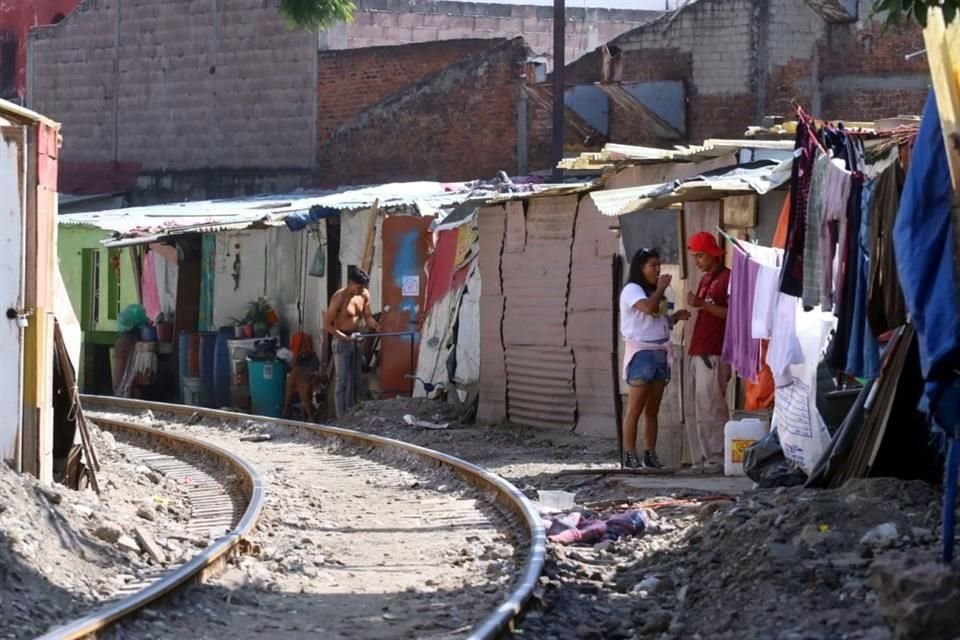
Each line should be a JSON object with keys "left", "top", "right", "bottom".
{"left": 468, "top": 0, "right": 679, "bottom": 10}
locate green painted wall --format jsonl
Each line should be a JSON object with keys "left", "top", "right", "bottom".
{"left": 58, "top": 226, "right": 138, "bottom": 333}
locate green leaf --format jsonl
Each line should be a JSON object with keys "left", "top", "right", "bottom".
{"left": 913, "top": 1, "right": 928, "bottom": 27}
{"left": 945, "top": 2, "right": 959, "bottom": 26}
{"left": 279, "top": 0, "right": 356, "bottom": 31}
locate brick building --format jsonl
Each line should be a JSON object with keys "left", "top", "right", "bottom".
{"left": 0, "top": 0, "right": 78, "bottom": 101}
{"left": 529, "top": 0, "right": 930, "bottom": 168}
{"left": 24, "top": 0, "right": 659, "bottom": 200}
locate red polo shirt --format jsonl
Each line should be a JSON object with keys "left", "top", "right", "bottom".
{"left": 688, "top": 267, "right": 730, "bottom": 356}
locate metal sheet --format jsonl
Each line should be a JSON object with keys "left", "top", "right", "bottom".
{"left": 505, "top": 346, "right": 576, "bottom": 430}
{"left": 379, "top": 215, "right": 432, "bottom": 397}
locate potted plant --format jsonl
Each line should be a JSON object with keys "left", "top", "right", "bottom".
{"left": 245, "top": 297, "right": 273, "bottom": 338}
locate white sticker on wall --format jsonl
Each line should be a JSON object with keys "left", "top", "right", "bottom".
{"left": 402, "top": 276, "right": 420, "bottom": 297}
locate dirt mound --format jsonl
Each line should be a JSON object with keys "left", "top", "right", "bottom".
{"left": 0, "top": 419, "right": 193, "bottom": 638}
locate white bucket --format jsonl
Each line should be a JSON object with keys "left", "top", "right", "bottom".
{"left": 182, "top": 377, "right": 202, "bottom": 407}
{"left": 724, "top": 418, "right": 769, "bottom": 477}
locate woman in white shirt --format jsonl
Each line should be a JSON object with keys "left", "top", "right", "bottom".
{"left": 620, "top": 249, "right": 689, "bottom": 469}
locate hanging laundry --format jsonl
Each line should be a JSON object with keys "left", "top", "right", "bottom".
{"left": 893, "top": 92, "right": 960, "bottom": 395}
{"left": 845, "top": 177, "right": 882, "bottom": 379}
{"left": 780, "top": 113, "right": 819, "bottom": 297}
{"left": 772, "top": 190, "right": 790, "bottom": 250}
{"left": 766, "top": 293, "right": 805, "bottom": 388}
{"left": 819, "top": 158, "right": 853, "bottom": 311}
{"left": 827, "top": 173, "right": 863, "bottom": 373}
{"left": 801, "top": 152, "right": 831, "bottom": 308}
{"left": 722, "top": 249, "right": 762, "bottom": 383}
{"left": 867, "top": 162, "right": 907, "bottom": 336}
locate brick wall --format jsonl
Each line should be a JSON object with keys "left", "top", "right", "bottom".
{"left": 317, "top": 38, "right": 527, "bottom": 186}
{"left": 0, "top": 0, "right": 80, "bottom": 101}
{"left": 526, "top": 0, "right": 927, "bottom": 167}
{"left": 316, "top": 39, "right": 500, "bottom": 149}
{"left": 30, "top": 0, "right": 317, "bottom": 177}
{"left": 322, "top": 0, "right": 661, "bottom": 67}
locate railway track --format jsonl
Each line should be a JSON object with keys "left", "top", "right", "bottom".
{"left": 38, "top": 410, "right": 264, "bottom": 640}
{"left": 50, "top": 395, "right": 544, "bottom": 640}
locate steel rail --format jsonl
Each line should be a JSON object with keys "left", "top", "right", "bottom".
{"left": 38, "top": 414, "right": 265, "bottom": 640}
{"left": 77, "top": 394, "right": 546, "bottom": 640}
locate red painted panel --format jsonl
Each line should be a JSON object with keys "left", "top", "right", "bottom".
{"left": 379, "top": 216, "right": 431, "bottom": 397}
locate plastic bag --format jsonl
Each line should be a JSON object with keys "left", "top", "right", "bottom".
{"left": 117, "top": 304, "right": 149, "bottom": 333}
{"left": 309, "top": 243, "right": 325, "bottom": 278}
{"left": 743, "top": 430, "right": 807, "bottom": 488}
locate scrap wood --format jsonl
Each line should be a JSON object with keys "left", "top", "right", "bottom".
{"left": 54, "top": 321, "right": 100, "bottom": 493}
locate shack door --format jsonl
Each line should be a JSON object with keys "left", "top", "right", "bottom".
{"left": 379, "top": 216, "right": 431, "bottom": 397}
{"left": 0, "top": 126, "right": 25, "bottom": 464}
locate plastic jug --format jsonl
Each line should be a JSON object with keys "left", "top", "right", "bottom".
{"left": 724, "top": 418, "right": 769, "bottom": 476}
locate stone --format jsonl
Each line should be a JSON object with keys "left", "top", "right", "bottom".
{"left": 134, "top": 526, "right": 166, "bottom": 564}
{"left": 73, "top": 505, "right": 94, "bottom": 519}
{"left": 117, "top": 535, "right": 141, "bottom": 554}
{"left": 861, "top": 523, "right": 899, "bottom": 549}
{"left": 136, "top": 505, "right": 156, "bottom": 522}
{"left": 93, "top": 524, "right": 123, "bottom": 544}
{"left": 869, "top": 553, "right": 960, "bottom": 640}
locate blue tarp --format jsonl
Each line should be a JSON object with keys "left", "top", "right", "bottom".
{"left": 284, "top": 205, "right": 340, "bottom": 231}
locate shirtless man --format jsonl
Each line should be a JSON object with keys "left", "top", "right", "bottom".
{"left": 324, "top": 266, "right": 381, "bottom": 417}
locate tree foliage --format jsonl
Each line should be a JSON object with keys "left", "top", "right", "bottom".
{"left": 873, "top": 0, "right": 960, "bottom": 27}
{"left": 278, "top": 0, "right": 355, "bottom": 30}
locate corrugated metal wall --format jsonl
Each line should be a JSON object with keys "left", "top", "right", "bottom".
{"left": 501, "top": 195, "right": 578, "bottom": 430}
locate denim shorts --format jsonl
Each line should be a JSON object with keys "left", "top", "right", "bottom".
{"left": 627, "top": 349, "right": 671, "bottom": 386}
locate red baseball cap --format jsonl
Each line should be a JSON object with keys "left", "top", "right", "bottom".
{"left": 687, "top": 232, "right": 724, "bottom": 257}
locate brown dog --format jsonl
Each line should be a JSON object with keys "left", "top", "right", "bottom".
{"left": 283, "top": 352, "right": 321, "bottom": 421}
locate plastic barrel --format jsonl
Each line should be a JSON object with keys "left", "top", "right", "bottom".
{"left": 182, "top": 377, "right": 202, "bottom": 407}
{"left": 198, "top": 332, "right": 218, "bottom": 408}
{"left": 187, "top": 333, "right": 201, "bottom": 378}
{"left": 247, "top": 358, "right": 286, "bottom": 418}
{"left": 178, "top": 332, "right": 190, "bottom": 383}
{"left": 214, "top": 327, "right": 234, "bottom": 408}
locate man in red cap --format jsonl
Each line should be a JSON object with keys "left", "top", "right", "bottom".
{"left": 685, "top": 232, "right": 731, "bottom": 474}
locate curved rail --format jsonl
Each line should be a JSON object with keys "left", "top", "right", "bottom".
{"left": 78, "top": 394, "right": 547, "bottom": 640}
{"left": 39, "top": 414, "right": 265, "bottom": 640}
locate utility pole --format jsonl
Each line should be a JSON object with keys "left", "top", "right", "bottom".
{"left": 552, "top": 0, "right": 565, "bottom": 181}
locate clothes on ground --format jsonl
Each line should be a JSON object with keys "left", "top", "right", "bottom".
{"left": 690, "top": 355, "right": 730, "bottom": 464}
{"left": 688, "top": 267, "right": 730, "bottom": 357}
{"left": 546, "top": 510, "right": 652, "bottom": 545}
{"left": 332, "top": 339, "right": 363, "bottom": 418}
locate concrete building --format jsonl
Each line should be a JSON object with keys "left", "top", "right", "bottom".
{"left": 23, "top": 0, "right": 659, "bottom": 202}
{"left": 529, "top": 0, "right": 929, "bottom": 166}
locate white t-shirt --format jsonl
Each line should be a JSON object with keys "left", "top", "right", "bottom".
{"left": 620, "top": 283, "right": 670, "bottom": 343}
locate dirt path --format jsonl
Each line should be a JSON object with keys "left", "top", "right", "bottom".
{"left": 91, "top": 411, "right": 522, "bottom": 640}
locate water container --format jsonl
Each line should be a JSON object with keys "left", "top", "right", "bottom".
{"left": 182, "top": 377, "right": 202, "bottom": 407}
{"left": 198, "top": 332, "right": 218, "bottom": 408}
{"left": 156, "top": 322, "right": 174, "bottom": 342}
{"left": 140, "top": 325, "right": 158, "bottom": 342}
{"left": 214, "top": 327, "right": 234, "bottom": 408}
{"left": 187, "top": 333, "right": 201, "bottom": 378}
{"left": 247, "top": 358, "right": 287, "bottom": 418}
{"left": 724, "top": 418, "right": 769, "bottom": 476}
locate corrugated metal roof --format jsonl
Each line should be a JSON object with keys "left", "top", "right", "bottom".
{"left": 590, "top": 158, "right": 793, "bottom": 216}
{"left": 59, "top": 181, "right": 495, "bottom": 243}
{"left": 60, "top": 180, "right": 592, "bottom": 245}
